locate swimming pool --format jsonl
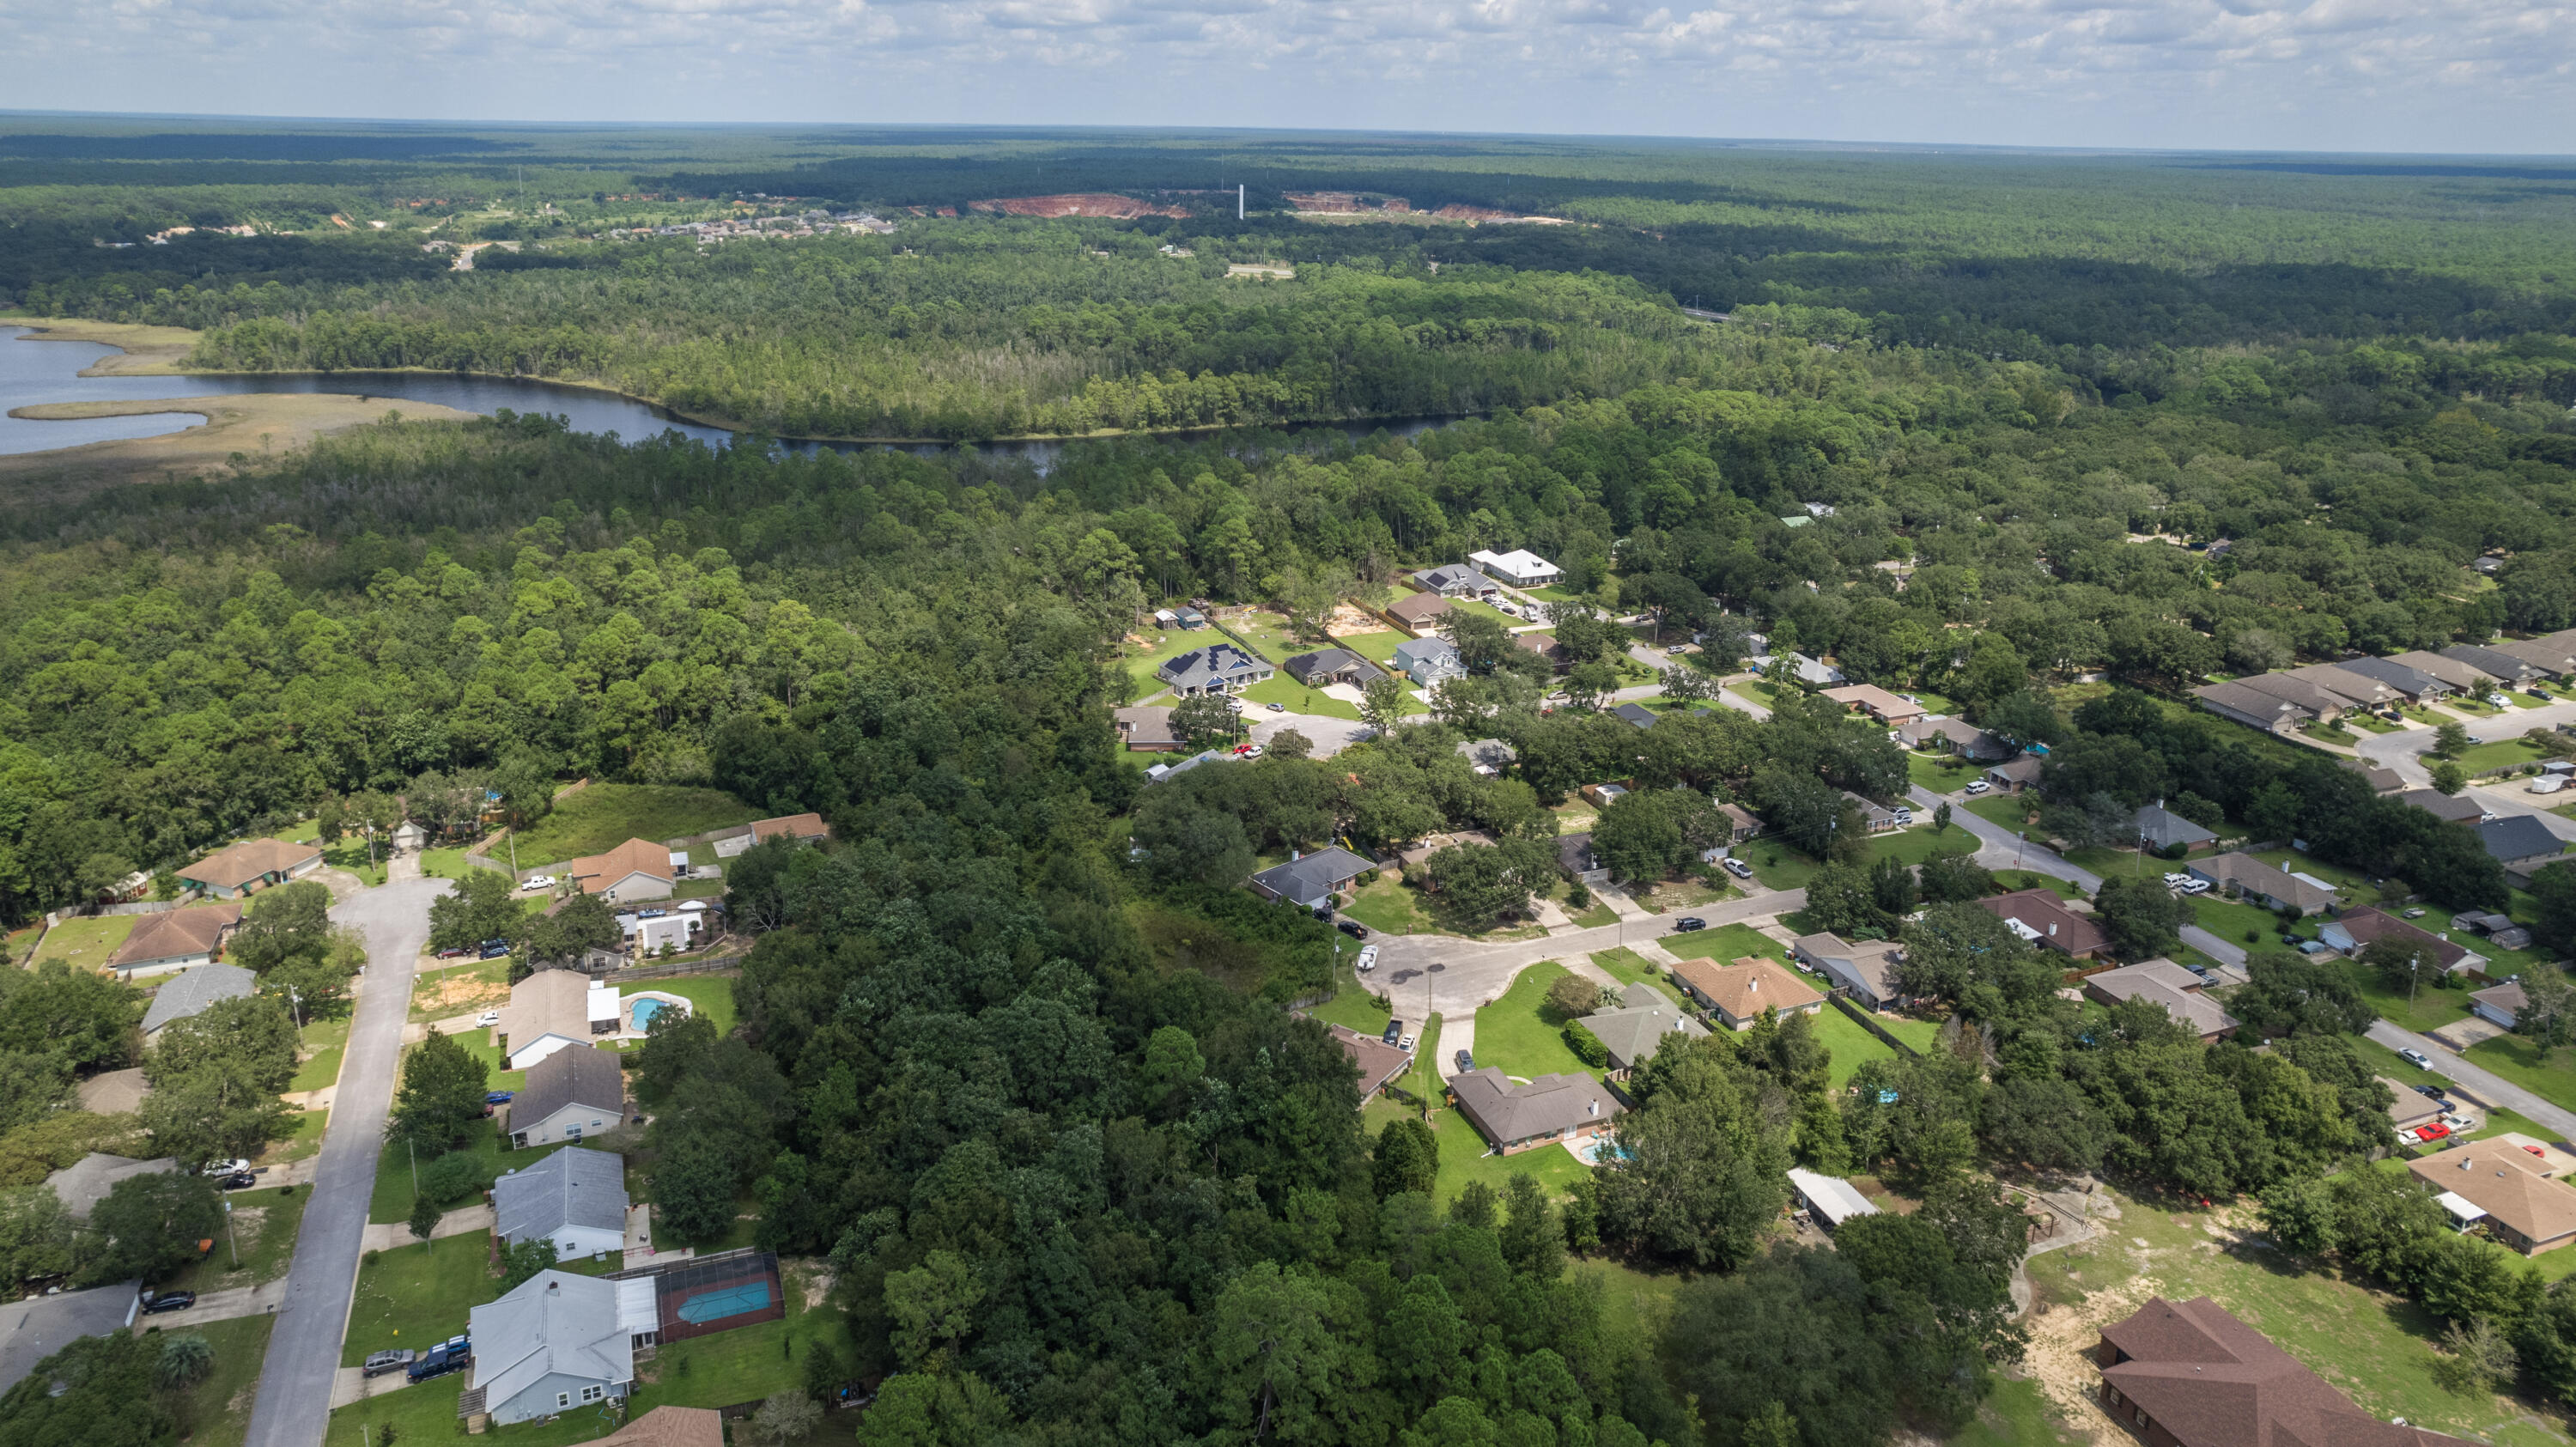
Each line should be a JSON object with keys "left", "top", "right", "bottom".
{"left": 674, "top": 1280, "right": 773, "bottom": 1324}
{"left": 630, "top": 998, "right": 665, "bottom": 1031}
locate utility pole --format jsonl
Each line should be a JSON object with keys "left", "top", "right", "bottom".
{"left": 408, "top": 1134, "right": 418, "bottom": 1196}
{"left": 224, "top": 1197, "right": 239, "bottom": 1267}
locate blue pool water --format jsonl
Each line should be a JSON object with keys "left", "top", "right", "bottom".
{"left": 630, "top": 998, "right": 665, "bottom": 1031}
{"left": 675, "top": 1280, "right": 772, "bottom": 1324}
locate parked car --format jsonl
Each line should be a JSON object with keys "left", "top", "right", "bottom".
{"left": 2180, "top": 880, "right": 2211, "bottom": 895}
{"left": 519, "top": 874, "right": 556, "bottom": 891}
{"left": 362, "top": 1349, "right": 415, "bottom": 1378}
{"left": 484, "top": 1090, "right": 514, "bottom": 1104}
{"left": 1311, "top": 906, "right": 1333, "bottom": 921}
{"left": 2533, "top": 690, "right": 2555, "bottom": 702}
{"left": 476, "top": 1011, "right": 501, "bottom": 1027}
{"left": 2162, "top": 872, "right": 2189, "bottom": 886}
{"left": 2403, "top": 907, "right": 2428, "bottom": 918}
{"left": 1382, "top": 1020, "right": 1403, "bottom": 1047}
{"left": 1400, "top": 1034, "right": 1417, "bottom": 1051}
{"left": 1674, "top": 917, "right": 1708, "bottom": 932}
{"left": 1337, "top": 920, "right": 1369, "bottom": 939}
{"left": 217, "top": 1171, "right": 258, "bottom": 1190}
{"left": 2414, "top": 1122, "right": 2454, "bottom": 1143}
{"left": 1963, "top": 781, "right": 1991, "bottom": 795}
{"left": 1355, "top": 945, "right": 1379, "bottom": 972}
{"left": 2489, "top": 693, "right": 2512, "bottom": 708}
{"left": 1455, "top": 1050, "right": 1474, "bottom": 1073}
{"left": 1722, "top": 858, "right": 1754, "bottom": 879}
{"left": 434, "top": 947, "right": 468, "bottom": 959}
{"left": 2468, "top": 734, "right": 2486, "bottom": 745}
{"left": 2413, "top": 1085, "right": 2449, "bottom": 1100}
{"left": 2296, "top": 940, "right": 2330, "bottom": 955}
{"left": 200, "top": 1158, "right": 250, "bottom": 1178}
{"left": 477, "top": 944, "right": 511, "bottom": 960}
{"left": 407, "top": 1344, "right": 468, "bottom": 1383}
{"left": 2278, "top": 933, "right": 2305, "bottom": 946}
{"left": 1266, "top": 702, "right": 1286, "bottom": 712}
{"left": 2399, "top": 1048, "right": 2434, "bottom": 1069}
{"left": 140, "top": 1291, "right": 195, "bottom": 1315}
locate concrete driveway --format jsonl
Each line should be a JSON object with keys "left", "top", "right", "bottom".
{"left": 1251, "top": 710, "right": 1375, "bottom": 757}
{"left": 242, "top": 875, "right": 451, "bottom": 1447}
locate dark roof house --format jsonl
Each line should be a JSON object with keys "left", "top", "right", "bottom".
{"left": 1974, "top": 889, "right": 2109, "bottom": 958}
{"left": 2481, "top": 815, "right": 2567, "bottom": 872}
{"left": 141, "top": 963, "right": 257, "bottom": 1038}
{"left": 1157, "top": 643, "right": 1273, "bottom": 696}
{"left": 2095, "top": 1296, "right": 2473, "bottom": 1447}
{"left": 1283, "top": 648, "right": 1386, "bottom": 687}
{"left": 2132, "top": 804, "right": 2217, "bottom": 851}
{"left": 1323, "top": 1024, "right": 1412, "bottom": 1099}
{"left": 2333, "top": 655, "right": 2447, "bottom": 700}
{"left": 1246, "top": 847, "right": 1376, "bottom": 909}
{"left": 1449, "top": 1068, "right": 1624, "bottom": 1154}
{"left": 2081, "top": 960, "right": 2237, "bottom": 1040}
{"left": 105, "top": 903, "right": 243, "bottom": 978}
{"left": 2400, "top": 788, "right": 2484, "bottom": 824}
{"left": 1387, "top": 592, "right": 1455, "bottom": 629}
{"left": 1577, "top": 982, "right": 1709, "bottom": 1073}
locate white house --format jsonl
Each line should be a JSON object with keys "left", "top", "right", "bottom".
{"left": 497, "top": 971, "right": 623, "bottom": 1071}
{"left": 493, "top": 1146, "right": 629, "bottom": 1260}
{"left": 616, "top": 901, "right": 717, "bottom": 956}
{"left": 505, "top": 1044, "right": 629, "bottom": 1149}
{"left": 466, "top": 1272, "right": 641, "bottom": 1425}
{"left": 1469, "top": 549, "right": 1562, "bottom": 588}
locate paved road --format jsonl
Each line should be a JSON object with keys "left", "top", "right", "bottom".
{"left": 2366, "top": 1018, "right": 2576, "bottom": 1140}
{"left": 243, "top": 876, "right": 451, "bottom": 1447}
{"left": 2354, "top": 695, "right": 2576, "bottom": 842}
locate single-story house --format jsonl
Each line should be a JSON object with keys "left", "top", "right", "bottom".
{"left": 1579, "top": 982, "right": 1710, "bottom": 1075}
{"left": 1158, "top": 643, "right": 1273, "bottom": 697}
{"left": 493, "top": 1146, "right": 629, "bottom": 1259}
{"left": 744, "top": 814, "right": 829, "bottom": 847}
{"left": 0, "top": 1280, "right": 145, "bottom": 1395}
{"left": 2132, "top": 804, "right": 2217, "bottom": 853}
{"left": 497, "top": 971, "right": 623, "bottom": 1071}
{"left": 1412, "top": 564, "right": 1498, "bottom": 599}
{"left": 2480, "top": 815, "right": 2570, "bottom": 884}
{"left": 1786, "top": 1168, "right": 1881, "bottom": 1233}
{"left": 2400, "top": 788, "right": 2485, "bottom": 825}
{"left": 1396, "top": 830, "right": 1499, "bottom": 870}
{"left": 2081, "top": 959, "right": 2237, "bottom": 1041}
{"left": 2284, "top": 662, "right": 2402, "bottom": 710}
{"left": 2472, "top": 981, "right": 2529, "bottom": 1029}
{"left": 2488, "top": 637, "right": 2576, "bottom": 678}
{"left": 391, "top": 819, "right": 427, "bottom": 853}
{"left": 467, "top": 1271, "right": 640, "bottom": 1425}
{"left": 1247, "top": 847, "right": 1375, "bottom": 910}
{"left": 1114, "top": 705, "right": 1184, "bottom": 751}
{"left": 617, "top": 901, "right": 715, "bottom": 957}
{"left": 2231, "top": 672, "right": 2353, "bottom": 723}
{"left": 1984, "top": 757, "right": 2044, "bottom": 793}
{"left": 1668, "top": 957, "right": 1826, "bottom": 1031}
{"left": 1392, "top": 636, "right": 1466, "bottom": 687}
{"left": 140, "top": 963, "right": 257, "bottom": 1041}
{"left": 2094, "top": 1296, "right": 2478, "bottom": 1447}
{"left": 1717, "top": 803, "right": 1762, "bottom": 844}
{"left": 1514, "top": 631, "right": 1570, "bottom": 672}
{"left": 177, "top": 837, "right": 324, "bottom": 899}
{"left": 42, "top": 1152, "right": 179, "bottom": 1222}
{"left": 1469, "top": 548, "right": 1562, "bottom": 588}
{"left": 1449, "top": 1067, "right": 1621, "bottom": 1154}
{"left": 1284, "top": 648, "right": 1387, "bottom": 688}
{"left": 2339, "top": 757, "right": 2405, "bottom": 793}
{"left": 2320, "top": 907, "right": 2478, "bottom": 978}
{"left": 507, "top": 1037, "right": 630, "bottom": 1149}
{"left": 1324, "top": 1024, "right": 1413, "bottom": 1100}
{"left": 564, "top": 837, "right": 675, "bottom": 904}
{"left": 2410, "top": 1146, "right": 2576, "bottom": 1255}
{"left": 2445, "top": 642, "right": 2546, "bottom": 685}
{"left": 2385, "top": 1079, "right": 2445, "bottom": 1134}
{"left": 1781, "top": 653, "right": 1844, "bottom": 688}
{"left": 2186, "top": 853, "right": 2339, "bottom": 915}
{"left": 105, "top": 903, "right": 243, "bottom": 979}
{"left": 2333, "top": 655, "right": 2449, "bottom": 702}
{"left": 1557, "top": 834, "right": 1607, "bottom": 885}
{"left": 1457, "top": 738, "right": 1517, "bottom": 775}
{"left": 1791, "top": 933, "right": 1905, "bottom": 1011}
{"left": 1613, "top": 702, "right": 1659, "bottom": 729}
{"left": 1820, "top": 684, "right": 1924, "bottom": 726}
{"left": 1387, "top": 592, "right": 1455, "bottom": 630}
{"left": 1975, "top": 889, "right": 2109, "bottom": 958}
{"left": 2190, "top": 678, "right": 2315, "bottom": 734}
{"left": 1896, "top": 716, "right": 2014, "bottom": 760}
{"left": 2391, "top": 650, "right": 2499, "bottom": 694}
{"left": 1143, "top": 750, "right": 1235, "bottom": 784}
{"left": 1840, "top": 790, "right": 1904, "bottom": 832}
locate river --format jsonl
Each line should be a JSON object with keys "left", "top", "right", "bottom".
{"left": 1, "top": 325, "right": 1455, "bottom": 471}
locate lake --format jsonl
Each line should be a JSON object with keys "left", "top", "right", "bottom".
{"left": 1, "top": 325, "right": 1455, "bottom": 471}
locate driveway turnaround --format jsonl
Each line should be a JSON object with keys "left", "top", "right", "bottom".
{"left": 242, "top": 876, "right": 452, "bottom": 1447}
{"left": 2365, "top": 1018, "right": 2576, "bottom": 1142}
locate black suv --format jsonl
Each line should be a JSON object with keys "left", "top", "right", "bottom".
{"left": 1336, "top": 920, "right": 1369, "bottom": 939}
{"left": 1674, "top": 917, "right": 1708, "bottom": 932}
{"left": 140, "top": 1291, "right": 195, "bottom": 1315}
{"left": 1382, "top": 1020, "right": 1403, "bottom": 1046}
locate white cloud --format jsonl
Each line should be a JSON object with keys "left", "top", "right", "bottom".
{"left": 0, "top": 0, "right": 2568, "bottom": 150}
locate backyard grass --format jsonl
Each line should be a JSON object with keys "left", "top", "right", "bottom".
{"left": 1419, "top": 1103, "right": 1590, "bottom": 1207}
{"left": 341, "top": 1228, "right": 500, "bottom": 1366}
{"left": 165, "top": 1315, "right": 277, "bottom": 1447}
{"left": 1334, "top": 629, "right": 1412, "bottom": 666}
{"left": 1660, "top": 922, "right": 1792, "bottom": 964}
{"left": 635, "top": 975, "right": 738, "bottom": 1037}
{"left": 1116, "top": 628, "right": 1213, "bottom": 701}
{"left": 1809, "top": 1006, "right": 1899, "bottom": 1089}
{"left": 28, "top": 914, "right": 137, "bottom": 970}
{"left": 501, "top": 784, "right": 761, "bottom": 867}
{"left": 1949, "top": 1377, "right": 2084, "bottom": 1446}
{"left": 1471, "top": 962, "right": 1593, "bottom": 1081}
{"left": 291, "top": 1016, "right": 350, "bottom": 1092}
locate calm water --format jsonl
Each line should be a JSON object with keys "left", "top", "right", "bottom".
{"left": 1, "top": 325, "right": 1454, "bottom": 470}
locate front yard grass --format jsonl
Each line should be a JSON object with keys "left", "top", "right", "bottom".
{"left": 1567, "top": 902, "right": 1620, "bottom": 929}
{"left": 1340, "top": 873, "right": 1433, "bottom": 936}
{"left": 1906, "top": 752, "right": 1982, "bottom": 794}
{"left": 28, "top": 914, "right": 137, "bottom": 970}
{"left": 1965, "top": 793, "right": 2038, "bottom": 833}
{"left": 2453, "top": 735, "right": 2555, "bottom": 776}
{"left": 1240, "top": 675, "right": 1429, "bottom": 720}
{"left": 501, "top": 784, "right": 761, "bottom": 868}
{"left": 341, "top": 1228, "right": 499, "bottom": 1366}
{"left": 1589, "top": 947, "right": 1663, "bottom": 988}
{"left": 1471, "top": 962, "right": 1593, "bottom": 1082}
{"left": 1661, "top": 922, "right": 1792, "bottom": 964}
{"left": 1742, "top": 823, "right": 1978, "bottom": 893}
{"left": 167, "top": 1315, "right": 276, "bottom": 1447}
{"left": 291, "top": 1016, "right": 350, "bottom": 1092}
{"left": 172, "top": 1183, "right": 309, "bottom": 1294}
{"left": 368, "top": 1110, "right": 584, "bottom": 1224}
{"left": 2187, "top": 894, "right": 2288, "bottom": 951}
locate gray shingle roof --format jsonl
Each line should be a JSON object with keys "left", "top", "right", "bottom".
{"left": 1247, "top": 847, "right": 1375, "bottom": 905}
{"left": 494, "top": 1146, "right": 629, "bottom": 1244}
{"left": 140, "top": 964, "right": 257, "bottom": 1035}
{"left": 2482, "top": 814, "right": 2567, "bottom": 865}
{"left": 1450, "top": 1068, "right": 1623, "bottom": 1146}
{"left": 469, "top": 1270, "right": 633, "bottom": 1409}
{"left": 1578, "top": 984, "right": 1707, "bottom": 1069}
{"left": 1613, "top": 702, "right": 1658, "bottom": 728}
{"left": 2132, "top": 804, "right": 2217, "bottom": 850}
{"left": 512, "top": 1043, "right": 627, "bottom": 1133}
{"left": 1283, "top": 648, "right": 1386, "bottom": 685}
{"left": 2333, "top": 655, "right": 2443, "bottom": 697}
{"left": 1157, "top": 643, "right": 1267, "bottom": 691}
{"left": 42, "top": 1152, "right": 178, "bottom": 1221}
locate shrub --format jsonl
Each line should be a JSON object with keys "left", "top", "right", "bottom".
{"left": 1563, "top": 1021, "right": 1610, "bottom": 1068}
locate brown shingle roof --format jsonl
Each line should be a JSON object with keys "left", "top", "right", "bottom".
{"left": 1449, "top": 1067, "right": 1622, "bottom": 1146}
{"left": 565, "top": 837, "right": 671, "bottom": 895}
{"left": 2330, "top": 908, "right": 2468, "bottom": 971}
{"left": 179, "top": 837, "right": 321, "bottom": 891}
{"left": 2409, "top": 1146, "right": 2576, "bottom": 1250}
{"left": 2100, "top": 1295, "right": 2474, "bottom": 1447}
{"left": 106, "top": 903, "right": 242, "bottom": 970}
{"left": 748, "top": 813, "right": 828, "bottom": 842}
{"left": 1324, "top": 1024, "right": 1411, "bottom": 1097}
{"left": 1667, "top": 956, "right": 1824, "bottom": 1024}
{"left": 1974, "top": 888, "right": 2110, "bottom": 957}
{"left": 1388, "top": 593, "right": 1455, "bottom": 627}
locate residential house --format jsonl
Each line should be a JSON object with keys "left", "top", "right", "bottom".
{"left": 391, "top": 819, "right": 427, "bottom": 852}
{"left": 1392, "top": 636, "right": 1466, "bottom": 687}
{"left": 2320, "top": 907, "right": 2481, "bottom": 980}
{"left": 1323, "top": 1024, "right": 1412, "bottom": 1100}
{"left": 1613, "top": 702, "right": 1659, "bottom": 729}
{"left": 1782, "top": 652, "right": 1844, "bottom": 687}
{"left": 492, "top": 1146, "right": 629, "bottom": 1259}
{"left": 2339, "top": 757, "right": 2405, "bottom": 793}
{"left": 1395, "top": 830, "right": 1499, "bottom": 870}
{"left": 0, "top": 1282, "right": 146, "bottom": 1395}
{"left": 1143, "top": 750, "right": 1235, "bottom": 784}
{"left": 505, "top": 1038, "right": 629, "bottom": 1148}
{"left": 1791, "top": 933, "right": 1905, "bottom": 1011}
{"left": 2230, "top": 671, "right": 2354, "bottom": 723}
{"left": 1557, "top": 834, "right": 1607, "bottom": 885}
{"left": 1974, "top": 889, "right": 2110, "bottom": 958}
{"left": 141, "top": 963, "right": 257, "bottom": 1041}
{"left": 2283, "top": 661, "right": 2403, "bottom": 711}
{"left": 104, "top": 903, "right": 242, "bottom": 979}
{"left": 1578, "top": 982, "right": 1710, "bottom": 1075}
{"left": 2094, "top": 1296, "right": 2476, "bottom": 1447}
{"left": 744, "top": 814, "right": 829, "bottom": 846}
{"left": 42, "top": 1152, "right": 178, "bottom": 1222}
{"left": 564, "top": 837, "right": 675, "bottom": 904}
{"left": 1386, "top": 592, "right": 1455, "bottom": 630}
{"left": 1820, "top": 684, "right": 1925, "bottom": 726}
{"left": 1514, "top": 631, "right": 1570, "bottom": 672}
{"left": 2480, "top": 815, "right": 2570, "bottom": 885}
{"left": 1157, "top": 643, "right": 1273, "bottom": 696}
{"left": 2443, "top": 642, "right": 2550, "bottom": 686}
{"left": 2385, "top": 1079, "right": 2445, "bottom": 1135}
{"left": 1668, "top": 957, "right": 1826, "bottom": 1030}
{"left": 1984, "top": 756, "right": 2044, "bottom": 793}
{"left": 1840, "top": 790, "right": 1904, "bottom": 832}
{"left": 2190, "top": 678, "right": 2315, "bottom": 734}
{"left": 2333, "top": 655, "right": 2449, "bottom": 702}
{"left": 2391, "top": 650, "right": 2499, "bottom": 693}
{"left": 1284, "top": 648, "right": 1386, "bottom": 688}
{"left": 1717, "top": 803, "right": 1762, "bottom": 845}
{"left": 1468, "top": 549, "right": 1562, "bottom": 588}
{"left": 2410, "top": 1146, "right": 2576, "bottom": 1254}
{"left": 2187, "top": 853, "right": 2339, "bottom": 915}
{"left": 1449, "top": 1068, "right": 1622, "bottom": 1154}
{"left": 1896, "top": 717, "right": 2014, "bottom": 759}
{"left": 2475, "top": 556, "right": 2507, "bottom": 576}
{"left": 1411, "top": 564, "right": 1498, "bottom": 599}
{"left": 2081, "top": 959, "right": 2239, "bottom": 1041}
{"left": 2488, "top": 636, "right": 2576, "bottom": 678}
{"left": 2398, "top": 788, "right": 2485, "bottom": 825}
{"left": 1786, "top": 1169, "right": 1881, "bottom": 1233}
{"left": 466, "top": 1271, "right": 639, "bottom": 1426}
{"left": 1246, "top": 847, "right": 1375, "bottom": 909}
{"left": 497, "top": 970, "right": 621, "bottom": 1071}
{"left": 1113, "top": 705, "right": 1184, "bottom": 752}
{"left": 2472, "top": 981, "right": 2529, "bottom": 1029}
{"left": 177, "top": 837, "right": 324, "bottom": 899}
{"left": 1457, "top": 739, "right": 1517, "bottom": 775}
{"left": 616, "top": 901, "right": 714, "bottom": 958}
{"left": 2131, "top": 804, "right": 2217, "bottom": 853}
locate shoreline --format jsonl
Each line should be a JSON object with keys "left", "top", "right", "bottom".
{"left": 4, "top": 316, "right": 1475, "bottom": 448}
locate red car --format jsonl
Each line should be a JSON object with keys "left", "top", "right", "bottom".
{"left": 2409, "top": 1123, "right": 2451, "bottom": 1144}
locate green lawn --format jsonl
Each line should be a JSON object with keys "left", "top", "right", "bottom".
{"left": 1810, "top": 1006, "right": 1899, "bottom": 1089}
{"left": 501, "top": 784, "right": 762, "bottom": 867}
{"left": 1340, "top": 873, "right": 1434, "bottom": 935}
{"left": 291, "top": 1016, "right": 350, "bottom": 1092}
{"left": 2460, "top": 1031, "right": 2576, "bottom": 1119}
{"left": 368, "top": 1110, "right": 587, "bottom": 1224}
{"left": 342, "top": 1228, "right": 500, "bottom": 1366}
{"left": 1307, "top": 957, "right": 1391, "bottom": 1036}
{"left": 28, "top": 914, "right": 137, "bottom": 970}
{"left": 1906, "top": 752, "right": 1983, "bottom": 794}
{"left": 1471, "top": 962, "right": 1594, "bottom": 1081}
{"left": 164, "top": 1315, "right": 277, "bottom": 1447}
{"left": 1567, "top": 902, "right": 1620, "bottom": 929}
{"left": 638, "top": 975, "right": 736, "bottom": 1036}
{"left": 417, "top": 846, "right": 477, "bottom": 880}
{"left": 1661, "top": 922, "right": 1792, "bottom": 964}
{"left": 1589, "top": 948, "right": 1663, "bottom": 989}
{"left": 1965, "top": 793, "right": 2037, "bottom": 833}
{"left": 1947, "top": 1377, "right": 2082, "bottom": 1446}
{"left": 1741, "top": 824, "right": 1978, "bottom": 892}
{"left": 2190, "top": 894, "right": 2290, "bottom": 951}
{"left": 1240, "top": 675, "right": 1428, "bottom": 720}
{"left": 2454, "top": 735, "right": 2555, "bottom": 776}
{"left": 1375, "top": 1101, "right": 1593, "bottom": 1208}
{"left": 1335, "top": 629, "right": 1413, "bottom": 666}
{"left": 1117, "top": 627, "right": 1215, "bottom": 701}
{"left": 172, "top": 1183, "right": 309, "bottom": 1294}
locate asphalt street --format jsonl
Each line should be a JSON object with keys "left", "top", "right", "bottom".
{"left": 2366, "top": 1018, "right": 2576, "bottom": 1141}
{"left": 2351, "top": 695, "right": 2576, "bottom": 843}
{"left": 242, "top": 875, "right": 451, "bottom": 1447}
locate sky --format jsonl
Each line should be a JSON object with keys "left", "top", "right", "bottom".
{"left": 4, "top": 0, "right": 2572, "bottom": 155}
